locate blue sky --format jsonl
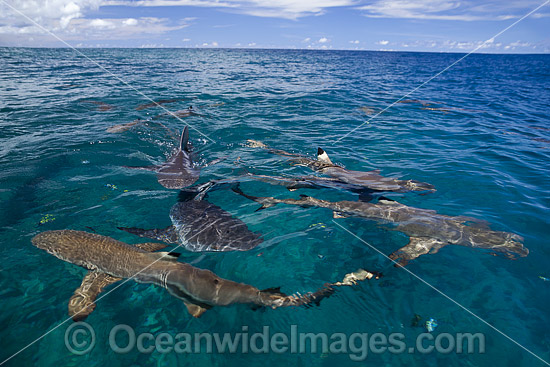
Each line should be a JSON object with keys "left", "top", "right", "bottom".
{"left": 0, "top": 0, "right": 549, "bottom": 52}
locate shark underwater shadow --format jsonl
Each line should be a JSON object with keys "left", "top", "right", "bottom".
{"left": 232, "top": 186, "right": 528, "bottom": 267}
{"left": 118, "top": 187, "right": 264, "bottom": 252}
{"left": 124, "top": 126, "right": 200, "bottom": 189}
{"left": 246, "top": 140, "right": 436, "bottom": 194}
{"left": 31, "top": 230, "right": 381, "bottom": 321}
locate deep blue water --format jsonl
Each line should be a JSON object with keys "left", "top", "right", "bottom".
{"left": 1, "top": 48, "right": 549, "bottom": 366}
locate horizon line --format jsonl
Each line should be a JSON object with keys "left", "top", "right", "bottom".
{"left": 1, "top": 45, "right": 548, "bottom": 55}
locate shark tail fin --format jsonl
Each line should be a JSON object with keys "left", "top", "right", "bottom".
{"left": 232, "top": 184, "right": 279, "bottom": 211}
{"left": 180, "top": 126, "right": 190, "bottom": 152}
{"left": 317, "top": 148, "right": 333, "bottom": 164}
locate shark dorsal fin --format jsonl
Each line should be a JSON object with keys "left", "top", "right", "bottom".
{"left": 180, "top": 126, "right": 190, "bottom": 152}
{"left": 317, "top": 148, "right": 333, "bottom": 164}
{"left": 147, "top": 252, "right": 181, "bottom": 261}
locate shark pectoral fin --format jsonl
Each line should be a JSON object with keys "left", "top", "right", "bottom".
{"left": 205, "top": 156, "right": 227, "bottom": 167}
{"left": 333, "top": 211, "right": 348, "bottom": 219}
{"left": 68, "top": 271, "right": 122, "bottom": 321}
{"left": 123, "top": 165, "right": 159, "bottom": 172}
{"left": 134, "top": 242, "right": 169, "bottom": 252}
{"left": 184, "top": 301, "right": 209, "bottom": 318}
{"left": 317, "top": 148, "right": 333, "bottom": 164}
{"left": 255, "top": 203, "right": 275, "bottom": 212}
{"left": 389, "top": 237, "right": 447, "bottom": 267}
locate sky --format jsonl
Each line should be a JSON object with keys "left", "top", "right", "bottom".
{"left": 0, "top": 0, "right": 549, "bottom": 52}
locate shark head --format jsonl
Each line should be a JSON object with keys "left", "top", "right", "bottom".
{"left": 165, "top": 264, "right": 263, "bottom": 308}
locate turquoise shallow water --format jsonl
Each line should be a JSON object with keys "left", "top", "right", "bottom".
{"left": 1, "top": 48, "right": 549, "bottom": 366}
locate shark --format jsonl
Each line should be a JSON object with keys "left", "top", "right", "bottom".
{"left": 232, "top": 187, "right": 528, "bottom": 267}
{"left": 135, "top": 98, "right": 191, "bottom": 111}
{"left": 126, "top": 126, "right": 200, "bottom": 189}
{"left": 118, "top": 194, "right": 263, "bottom": 252}
{"left": 246, "top": 140, "right": 435, "bottom": 193}
{"left": 183, "top": 172, "right": 376, "bottom": 200}
{"left": 32, "top": 230, "right": 380, "bottom": 320}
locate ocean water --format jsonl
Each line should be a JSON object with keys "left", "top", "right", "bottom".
{"left": 0, "top": 47, "right": 549, "bottom": 366}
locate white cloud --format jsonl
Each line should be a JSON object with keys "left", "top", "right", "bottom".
{"left": 123, "top": 18, "right": 138, "bottom": 26}
{"left": 349, "top": 40, "right": 359, "bottom": 44}
{"left": 377, "top": 40, "right": 389, "bottom": 45}
{"left": 396, "top": 38, "right": 537, "bottom": 52}
{"left": 182, "top": 38, "right": 191, "bottom": 41}
{"left": 0, "top": 15, "right": 188, "bottom": 45}
{"left": 0, "top": 0, "right": 194, "bottom": 46}
{"left": 1, "top": 0, "right": 101, "bottom": 31}
{"left": 509, "top": 41, "right": 531, "bottom": 47}
{"left": 248, "top": 42, "right": 256, "bottom": 46}
{"left": 89, "top": 18, "right": 115, "bottom": 29}
{"left": 358, "top": 0, "right": 522, "bottom": 21}
{"left": 77, "top": 17, "right": 187, "bottom": 37}
{"left": 103, "top": 0, "right": 356, "bottom": 19}
{"left": 303, "top": 37, "right": 311, "bottom": 42}
{"left": 318, "top": 37, "right": 329, "bottom": 43}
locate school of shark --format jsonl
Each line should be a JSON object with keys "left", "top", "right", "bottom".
{"left": 30, "top": 105, "right": 528, "bottom": 322}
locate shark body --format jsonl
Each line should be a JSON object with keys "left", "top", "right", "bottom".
{"left": 119, "top": 196, "right": 263, "bottom": 252}
{"left": 32, "top": 230, "right": 379, "bottom": 320}
{"left": 233, "top": 188, "right": 528, "bottom": 266}
{"left": 247, "top": 140, "right": 435, "bottom": 193}
{"left": 126, "top": 126, "right": 200, "bottom": 189}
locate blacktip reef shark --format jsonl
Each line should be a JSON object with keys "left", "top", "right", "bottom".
{"left": 152, "top": 106, "right": 201, "bottom": 120}
{"left": 135, "top": 98, "right": 192, "bottom": 111}
{"left": 118, "top": 193, "right": 263, "bottom": 252}
{"left": 232, "top": 187, "right": 528, "bottom": 267}
{"left": 32, "top": 230, "right": 381, "bottom": 320}
{"left": 247, "top": 140, "right": 435, "bottom": 193}
{"left": 125, "top": 126, "right": 200, "bottom": 189}
{"left": 106, "top": 119, "right": 145, "bottom": 133}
